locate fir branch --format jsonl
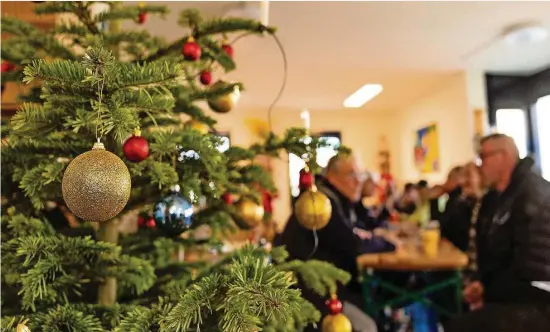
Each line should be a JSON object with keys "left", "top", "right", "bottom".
{"left": 162, "top": 274, "right": 222, "bottom": 331}
{"left": 11, "top": 103, "right": 64, "bottom": 137}
{"left": 22, "top": 59, "right": 87, "bottom": 87}
{"left": 0, "top": 16, "right": 75, "bottom": 60}
{"left": 196, "top": 17, "right": 277, "bottom": 37}
{"left": 17, "top": 161, "right": 65, "bottom": 210}
{"left": 31, "top": 304, "right": 104, "bottom": 332}
{"left": 276, "top": 260, "right": 351, "bottom": 297}
{"left": 198, "top": 36, "right": 235, "bottom": 72}
{"left": 96, "top": 4, "right": 169, "bottom": 22}
{"left": 34, "top": 1, "right": 79, "bottom": 15}
{"left": 115, "top": 297, "right": 173, "bottom": 332}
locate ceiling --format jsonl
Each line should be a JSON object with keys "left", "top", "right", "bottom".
{"left": 125, "top": 1, "right": 550, "bottom": 112}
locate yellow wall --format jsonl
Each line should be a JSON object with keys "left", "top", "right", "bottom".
{"left": 386, "top": 72, "right": 476, "bottom": 185}
{"left": 211, "top": 71, "right": 481, "bottom": 229}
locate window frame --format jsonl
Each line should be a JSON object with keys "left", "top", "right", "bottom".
{"left": 486, "top": 67, "right": 550, "bottom": 169}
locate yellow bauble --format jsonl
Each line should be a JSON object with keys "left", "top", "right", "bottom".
{"left": 235, "top": 199, "right": 264, "bottom": 229}
{"left": 207, "top": 80, "right": 241, "bottom": 113}
{"left": 62, "top": 142, "right": 131, "bottom": 222}
{"left": 185, "top": 119, "right": 209, "bottom": 135}
{"left": 294, "top": 186, "right": 332, "bottom": 230}
{"left": 321, "top": 313, "right": 352, "bottom": 332}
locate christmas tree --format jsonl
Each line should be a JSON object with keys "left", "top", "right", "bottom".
{"left": 1, "top": 2, "right": 351, "bottom": 331}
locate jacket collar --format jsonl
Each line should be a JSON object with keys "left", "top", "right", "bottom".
{"left": 499, "top": 156, "right": 534, "bottom": 198}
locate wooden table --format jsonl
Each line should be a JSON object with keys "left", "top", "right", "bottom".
{"left": 357, "top": 238, "right": 468, "bottom": 271}
{"left": 357, "top": 233, "right": 468, "bottom": 323}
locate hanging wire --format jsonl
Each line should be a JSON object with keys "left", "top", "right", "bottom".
{"left": 308, "top": 228, "right": 319, "bottom": 259}
{"left": 266, "top": 33, "right": 287, "bottom": 132}
{"left": 94, "top": 67, "right": 107, "bottom": 143}
{"left": 230, "top": 29, "right": 288, "bottom": 132}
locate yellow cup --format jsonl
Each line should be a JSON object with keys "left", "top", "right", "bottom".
{"left": 421, "top": 228, "right": 440, "bottom": 257}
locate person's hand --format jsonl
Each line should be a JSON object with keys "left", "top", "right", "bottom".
{"left": 373, "top": 228, "right": 387, "bottom": 237}
{"left": 384, "top": 232, "right": 404, "bottom": 249}
{"left": 353, "top": 228, "right": 373, "bottom": 240}
{"left": 464, "top": 281, "right": 483, "bottom": 305}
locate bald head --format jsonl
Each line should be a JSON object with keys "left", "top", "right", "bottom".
{"left": 325, "top": 153, "right": 364, "bottom": 202}
{"left": 480, "top": 133, "right": 520, "bottom": 160}
{"left": 479, "top": 133, "right": 520, "bottom": 191}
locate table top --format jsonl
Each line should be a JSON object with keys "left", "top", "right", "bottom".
{"left": 357, "top": 232, "right": 468, "bottom": 271}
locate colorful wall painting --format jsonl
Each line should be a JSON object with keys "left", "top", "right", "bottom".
{"left": 414, "top": 123, "right": 440, "bottom": 173}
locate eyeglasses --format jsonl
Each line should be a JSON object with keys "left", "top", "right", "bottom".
{"left": 478, "top": 148, "right": 504, "bottom": 161}
{"left": 344, "top": 172, "right": 367, "bottom": 181}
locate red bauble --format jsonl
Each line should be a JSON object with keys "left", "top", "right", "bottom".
{"left": 222, "top": 44, "right": 233, "bottom": 58}
{"left": 145, "top": 217, "right": 156, "bottom": 228}
{"left": 325, "top": 297, "right": 343, "bottom": 315}
{"left": 138, "top": 215, "right": 146, "bottom": 228}
{"left": 262, "top": 190, "right": 274, "bottom": 215}
{"left": 222, "top": 192, "right": 233, "bottom": 205}
{"left": 199, "top": 71, "right": 212, "bottom": 85}
{"left": 138, "top": 12, "right": 147, "bottom": 24}
{"left": 138, "top": 215, "right": 156, "bottom": 228}
{"left": 1, "top": 61, "right": 15, "bottom": 73}
{"left": 123, "top": 128, "right": 149, "bottom": 162}
{"left": 182, "top": 37, "right": 201, "bottom": 61}
{"left": 299, "top": 170, "right": 314, "bottom": 190}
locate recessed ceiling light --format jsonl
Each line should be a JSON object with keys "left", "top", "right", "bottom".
{"left": 503, "top": 23, "right": 548, "bottom": 45}
{"left": 343, "top": 84, "right": 383, "bottom": 108}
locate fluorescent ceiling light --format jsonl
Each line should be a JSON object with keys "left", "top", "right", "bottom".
{"left": 343, "top": 84, "right": 383, "bottom": 108}
{"left": 503, "top": 23, "right": 548, "bottom": 45}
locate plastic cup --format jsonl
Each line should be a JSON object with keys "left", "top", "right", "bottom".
{"left": 421, "top": 221, "right": 440, "bottom": 257}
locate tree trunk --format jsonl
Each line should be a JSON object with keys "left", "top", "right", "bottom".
{"left": 98, "top": 217, "right": 119, "bottom": 305}
{"left": 98, "top": 2, "right": 123, "bottom": 307}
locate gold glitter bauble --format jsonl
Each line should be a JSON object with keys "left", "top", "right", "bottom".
{"left": 184, "top": 119, "right": 209, "bottom": 134}
{"left": 235, "top": 199, "right": 264, "bottom": 229}
{"left": 295, "top": 186, "right": 332, "bottom": 230}
{"left": 321, "top": 313, "right": 352, "bottom": 332}
{"left": 207, "top": 80, "right": 241, "bottom": 113}
{"left": 62, "top": 142, "right": 131, "bottom": 222}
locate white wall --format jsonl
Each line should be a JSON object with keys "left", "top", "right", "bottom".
{"left": 387, "top": 72, "right": 476, "bottom": 185}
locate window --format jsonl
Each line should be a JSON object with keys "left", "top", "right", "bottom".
{"left": 535, "top": 95, "right": 550, "bottom": 180}
{"left": 495, "top": 109, "right": 528, "bottom": 158}
{"left": 288, "top": 132, "right": 341, "bottom": 198}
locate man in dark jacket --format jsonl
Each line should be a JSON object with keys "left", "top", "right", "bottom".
{"left": 277, "top": 154, "right": 380, "bottom": 332}
{"left": 445, "top": 133, "right": 550, "bottom": 332}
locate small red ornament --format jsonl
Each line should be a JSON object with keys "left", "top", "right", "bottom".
{"left": 123, "top": 127, "right": 149, "bottom": 162}
{"left": 222, "top": 192, "right": 233, "bottom": 205}
{"left": 138, "top": 215, "right": 156, "bottom": 228}
{"left": 145, "top": 217, "right": 156, "bottom": 228}
{"left": 1, "top": 61, "right": 15, "bottom": 73}
{"left": 262, "top": 190, "right": 274, "bottom": 215}
{"left": 325, "top": 295, "right": 343, "bottom": 315}
{"left": 222, "top": 43, "right": 233, "bottom": 58}
{"left": 199, "top": 71, "right": 212, "bottom": 85}
{"left": 138, "top": 215, "right": 146, "bottom": 228}
{"left": 138, "top": 12, "right": 147, "bottom": 24}
{"left": 299, "top": 169, "right": 314, "bottom": 191}
{"left": 182, "top": 37, "right": 201, "bottom": 61}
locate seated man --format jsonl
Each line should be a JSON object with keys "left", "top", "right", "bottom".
{"left": 277, "top": 154, "right": 380, "bottom": 332}
{"left": 445, "top": 134, "right": 550, "bottom": 332}
{"left": 394, "top": 182, "right": 418, "bottom": 215}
